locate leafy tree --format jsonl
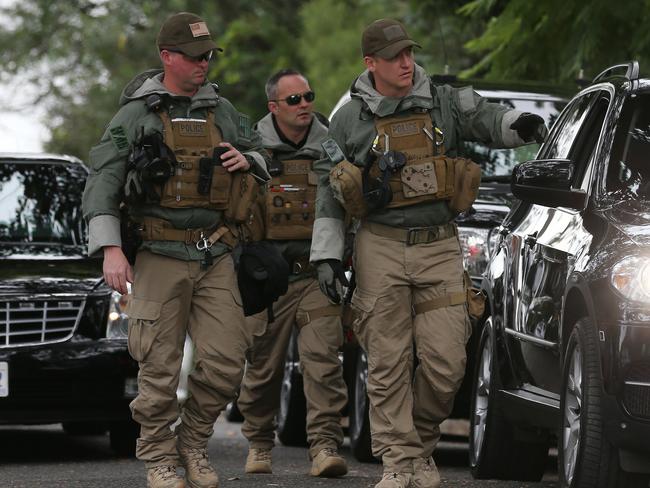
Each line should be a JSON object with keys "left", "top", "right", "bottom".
{"left": 456, "top": 0, "right": 650, "bottom": 83}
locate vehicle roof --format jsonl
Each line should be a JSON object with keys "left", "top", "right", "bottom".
{"left": 0, "top": 152, "right": 84, "bottom": 165}
{"left": 430, "top": 76, "right": 575, "bottom": 101}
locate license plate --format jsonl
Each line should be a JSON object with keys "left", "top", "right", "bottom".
{"left": 0, "top": 361, "right": 8, "bottom": 397}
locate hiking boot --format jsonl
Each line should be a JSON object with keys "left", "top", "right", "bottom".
{"left": 146, "top": 465, "right": 185, "bottom": 488}
{"left": 309, "top": 447, "right": 348, "bottom": 477}
{"left": 245, "top": 447, "right": 272, "bottom": 474}
{"left": 412, "top": 457, "right": 441, "bottom": 488}
{"left": 177, "top": 444, "right": 219, "bottom": 488}
{"left": 374, "top": 471, "right": 411, "bottom": 488}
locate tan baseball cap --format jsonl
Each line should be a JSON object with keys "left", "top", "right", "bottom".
{"left": 157, "top": 12, "right": 222, "bottom": 56}
{"left": 362, "top": 18, "right": 420, "bottom": 59}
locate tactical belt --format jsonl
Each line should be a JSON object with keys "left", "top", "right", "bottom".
{"left": 296, "top": 304, "right": 342, "bottom": 328}
{"left": 139, "top": 217, "right": 236, "bottom": 247}
{"left": 365, "top": 221, "right": 457, "bottom": 246}
{"left": 413, "top": 291, "right": 466, "bottom": 315}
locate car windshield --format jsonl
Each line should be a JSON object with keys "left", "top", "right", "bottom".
{"left": 0, "top": 160, "right": 87, "bottom": 246}
{"left": 463, "top": 96, "right": 567, "bottom": 178}
{"left": 606, "top": 93, "right": 650, "bottom": 201}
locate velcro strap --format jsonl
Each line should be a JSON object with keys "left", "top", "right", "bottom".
{"left": 365, "top": 221, "right": 457, "bottom": 245}
{"left": 140, "top": 217, "right": 214, "bottom": 244}
{"left": 296, "top": 304, "right": 342, "bottom": 328}
{"left": 413, "top": 291, "right": 466, "bottom": 315}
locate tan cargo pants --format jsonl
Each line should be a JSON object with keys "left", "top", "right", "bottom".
{"left": 238, "top": 277, "right": 347, "bottom": 458}
{"left": 127, "top": 250, "right": 257, "bottom": 467}
{"left": 351, "top": 225, "right": 471, "bottom": 472}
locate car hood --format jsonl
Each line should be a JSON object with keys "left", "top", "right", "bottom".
{"left": 600, "top": 200, "right": 650, "bottom": 247}
{"left": 0, "top": 245, "right": 103, "bottom": 295}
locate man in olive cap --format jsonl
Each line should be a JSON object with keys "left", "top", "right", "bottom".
{"left": 310, "top": 18, "right": 548, "bottom": 488}
{"left": 83, "top": 11, "right": 269, "bottom": 488}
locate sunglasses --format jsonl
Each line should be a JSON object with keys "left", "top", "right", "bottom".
{"left": 165, "top": 49, "right": 213, "bottom": 63}
{"left": 272, "top": 91, "right": 315, "bottom": 106}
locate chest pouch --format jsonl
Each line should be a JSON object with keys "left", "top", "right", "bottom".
{"left": 158, "top": 111, "right": 232, "bottom": 209}
{"left": 265, "top": 158, "right": 317, "bottom": 240}
{"left": 372, "top": 113, "right": 455, "bottom": 208}
{"left": 329, "top": 159, "right": 368, "bottom": 219}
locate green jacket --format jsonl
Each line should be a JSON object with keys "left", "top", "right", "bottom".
{"left": 82, "top": 70, "right": 269, "bottom": 261}
{"left": 310, "top": 64, "right": 527, "bottom": 262}
{"left": 255, "top": 112, "right": 328, "bottom": 281}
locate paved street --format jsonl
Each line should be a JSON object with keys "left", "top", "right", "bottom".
{"left": 0, "top": 417, "right": 559, "bottom": 487}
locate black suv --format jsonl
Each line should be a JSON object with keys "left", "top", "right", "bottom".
{"left": 0, "top": 153, "right": 138, "bottom": 456}
{"left": 273, "top": 80, "right": 571, "bottom": 461}
{"left": 469, "top": 62, "right": 650, "bottom": 487}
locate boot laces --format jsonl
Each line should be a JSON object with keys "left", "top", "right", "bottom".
{"left": 151, "top": 465, "right": 179, "bottom": 481}
{"left": 252, "top": 448, "right": 271, "bottom": 462}
{"left": 183, "top": 447, "right": 214, "bottom": 474}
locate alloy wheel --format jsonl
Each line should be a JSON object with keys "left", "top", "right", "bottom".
{"left": 472, "top": 317, "right": 493, "bottom": 463}
{"left": 562, "top": 340, "right": 582, "bottom": 485}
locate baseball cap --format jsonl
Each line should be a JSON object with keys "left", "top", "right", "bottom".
{"left": 362, "top": 18, "right": 421, "bottom": 59}
{"left": 157, "top": 12, "right": 222, "bottom": 57}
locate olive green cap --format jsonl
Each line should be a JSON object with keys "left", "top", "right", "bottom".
{"left": 157, "top": 12, "right": 222, "bottom": 56}
{"left": 361, "top": 18, "right": 420, "bottom": 59}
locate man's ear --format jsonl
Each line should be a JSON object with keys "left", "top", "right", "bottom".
{"left": 364, "top": 55, "right": 376, "bottom": 73}
{"left": 268, "top": 101, "right": 278, "bottom": 113}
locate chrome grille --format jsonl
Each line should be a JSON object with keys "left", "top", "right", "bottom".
{"left": 0, "top": 297, "right": 85, "bottom": 348}
{"left": 623, "top": 361, "right": 650, "bottom": 419}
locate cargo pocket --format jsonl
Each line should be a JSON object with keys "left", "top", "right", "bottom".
{"left": 126, "top": 298, "right": 162, "bottom": 362}
{"left": 350, "top": 288, "right": 378, "bottom": 337}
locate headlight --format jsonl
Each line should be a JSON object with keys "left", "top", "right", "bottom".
{"left": 611, "top": 256, "right": 650, "bottom": 302}
{"left": 458, "top": 227, "right": 491, "bottom": 278}
{"left": 106, "top": 290, "right": 130, "bottom": 339}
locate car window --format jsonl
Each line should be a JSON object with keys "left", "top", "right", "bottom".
{"left": 0, "top": 161, "right": 87, "bottom": 246}
{"left": 606, "top": 93, "right": 650, "bottom": 199}
{"left": 542, "top": 92, "right": 597, "bottom": 161}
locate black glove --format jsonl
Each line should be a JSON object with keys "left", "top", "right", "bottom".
{"left": 509, "top": 112, "right": 548, "bottom": 143}
{"left": 316, "top": 259, "right": 349, "bottom": 304}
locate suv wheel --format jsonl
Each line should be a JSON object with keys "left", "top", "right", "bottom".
{"left": 276, "top": 328, "right": 308, "bottom": 446}
{"left": 469, "top": 316, "right": 548, "bottom": 481}
{"left": 349, "top": 348, "right": 374, "bottom": 462}
{"left": 559, "top": 318, "right": 650, "bottom": 488}
{"left": 109, "top": 418, "right": 139, "bottom": 457}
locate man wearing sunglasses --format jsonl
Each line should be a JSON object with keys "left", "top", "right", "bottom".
{"left": 83, "top": 11, "right": 270, "bottom": 488}
{"left": 237, "top": 69, "right": 349, "bottom": 478}
{"left": 310, "top": 18, "right": 548, "bottom": 488}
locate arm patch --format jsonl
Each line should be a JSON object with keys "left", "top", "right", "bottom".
{"left": 109, "top": 126, "right": 129, "bottom": 152}
{"left": 458, "top": 86, "right": 477, "bottom": 114}
{"left": 238, "top": 113, "right": 251, "bottom": 140}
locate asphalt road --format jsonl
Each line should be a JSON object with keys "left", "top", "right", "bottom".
{"left": 0, "top": 418, "right": 559, "bottom": 487}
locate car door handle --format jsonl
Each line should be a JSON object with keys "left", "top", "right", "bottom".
{"left": 524, "top": 234, "right": 537, "bottom": 247}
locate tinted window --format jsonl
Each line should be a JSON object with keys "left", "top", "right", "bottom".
{"left": 463, "top": 98, "right": 566, "bottom": 177}
{"left": 0, "top": 161, "right": 87, "bottom": 246}
{"left": 606, "top": 94, "right": 650, "bottom": 199}
{"left": 544, "top": 93, "right": 596, "bottom": 160}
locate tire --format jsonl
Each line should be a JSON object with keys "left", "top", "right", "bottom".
{"left": 224, "top": 400, "right": 244, "bottom": 423}
{"left": 349, "top": 348, "right": 375, "bottom": 462}
{"left": 559, "top": 318, "right": 650, "bottom": 488}
{"left": 276, "top": 329, "right": 308, "bottom": 447}
{"left": 62, "top": 421, "right": 107, "bottom": 436}
{"left": 469, "top": 316, "right": 548, "bottom": 481}
{"left": 109, "top": 418, "right": 139, "bottom": 457}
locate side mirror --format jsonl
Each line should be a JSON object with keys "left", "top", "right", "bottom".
{"left": 511, "top": 159, "right": 587, "bottom": 210}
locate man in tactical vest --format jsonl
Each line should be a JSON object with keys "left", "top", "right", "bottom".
{"left": 237, "top": 69, "right": 349, "bottom": 478}
{"left": 82, "top": 12, "right": 270, "bottom": 488}
{"left": 310, "top": 19, "right": 549, "bottom": 488}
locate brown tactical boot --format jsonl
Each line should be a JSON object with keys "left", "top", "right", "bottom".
{"left": 309, "top": 447, "right": 348, "bottom": 477}
{"left": 146, "top": 465, "right": 185, "bottom": 488}
{"left": 374, "top": 471, "right": 411, "bottom": 488}
{"left": 245, "top": 447, "right": 273, "bottom": 474}
{"left": 412, "top": 457, "right": 441, "bottom": 488}
{"left": 177, "top": 444, "right": 219, "bottom": 488}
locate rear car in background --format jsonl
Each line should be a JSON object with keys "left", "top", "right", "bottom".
{"left": 470, "top": 62, "right": 650, "bottom": 487}
{"left": 0, "top": 153, "right": 138, "bottom": 456}
{"left": 273, "top": 79, "right": 573, "bottom": 461}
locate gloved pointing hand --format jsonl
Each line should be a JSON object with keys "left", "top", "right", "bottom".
{"left": 509, "top": 112, "right": 548, "bottom": 144}
{"left": 316, "top": 259, "right": 349, "bottom": 304}
{"left": 124, "top": 169, "right": 143, "bottom": 199}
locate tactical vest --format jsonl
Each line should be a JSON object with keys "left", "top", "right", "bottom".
{"left": 265, "top": 155, "right": 318, "bottom": 240}
{"left": 158, "top": 110, "right": 231, "bottom": 209}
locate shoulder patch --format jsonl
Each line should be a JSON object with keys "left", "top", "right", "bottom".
{"left": 458, "top": 86, "right": 476, "bottom": 113}
{"left": 109, "top": 126, "right": 129, "bottom": 151}
{"left": 238, "top": 113, "right": 251, "bottom": 139}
